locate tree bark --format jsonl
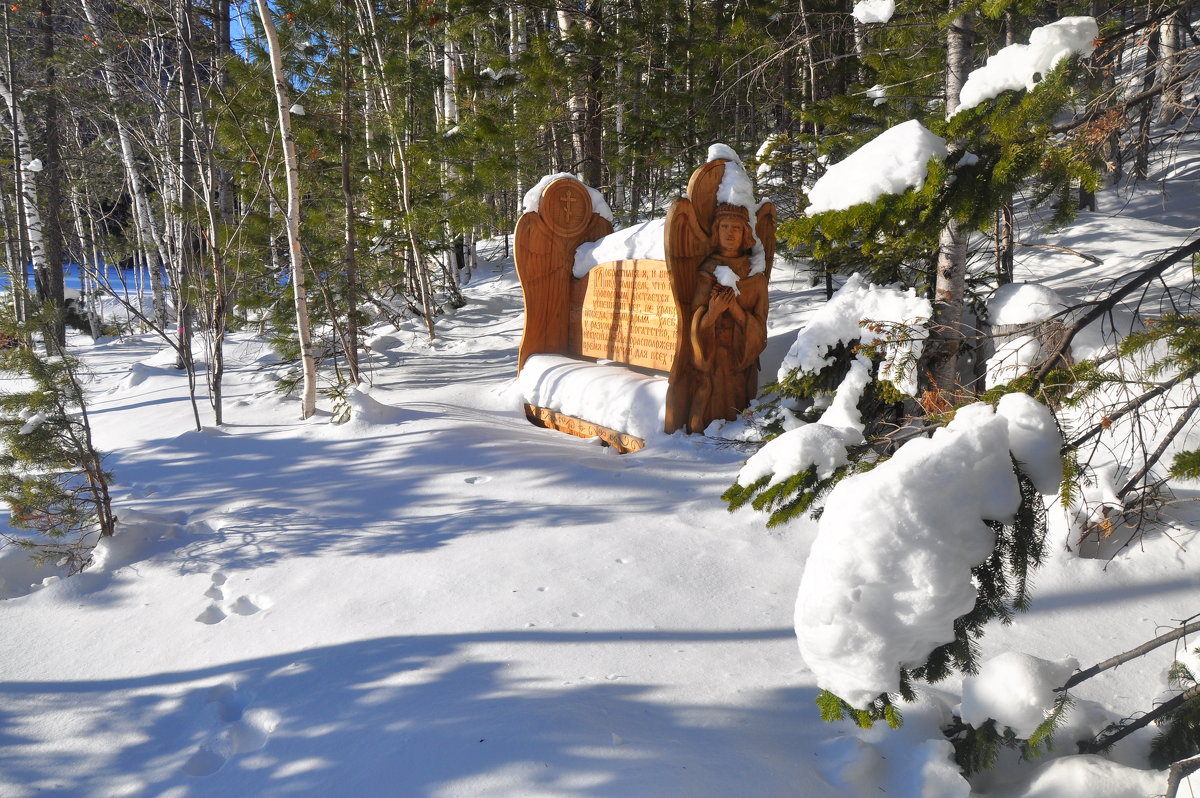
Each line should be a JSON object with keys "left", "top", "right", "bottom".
{"left": 926, "top": 5, "right": 974, "bottom": 401}
{"left": 255, "top": 0, "right": 318, "bottom": 419}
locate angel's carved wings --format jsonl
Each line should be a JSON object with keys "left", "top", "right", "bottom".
{"left": 756, "top": 201, "right": 777, "bottom": 280}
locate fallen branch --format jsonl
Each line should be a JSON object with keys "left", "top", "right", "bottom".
{"left": 1166, "top": 754, "right": 1200, "bottom": 798}
{"left": 1059, "top": 617, "right": 1200, "bottom": 692}
{"left": 1032, "top": 236, "right": 1200, "bottom": 394}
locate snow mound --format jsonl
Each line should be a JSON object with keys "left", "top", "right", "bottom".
{"left": 806, "top": 120, "right": 947, "bottom": 215}
{"left": 795, "top": 400, "right": 1063, "bottom": 708}
{"left": 992, "top": 754, "right": 1162, "bottom": 798}
{"left": 990, "top": 283, "right": 1068, "bottom": 326}
{"left": 953, "top": 17, "right": 1099, "bottom": 115}
{"left": 341, "top": 387, "right": 408, "bottom": 427}
{"left": 961, "top": 651, "right": 1078, "bottom": 736}
{"left": 116, "top": 361, "right": 175, "bottom": 390}
{"left": 516, "top": 354, "right": 668, "bottom": 441}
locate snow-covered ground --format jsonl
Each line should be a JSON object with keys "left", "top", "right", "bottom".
{"left": 2, "top": 142, "right": 1199, "bottom": 796}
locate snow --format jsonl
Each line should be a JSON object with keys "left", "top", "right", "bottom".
{"left": 779, "top": 272, "right": 932, "bottom": 397}
{"left": 522, "top": 172, "right": 615, "bottom": 223}
{"left": 960, "top": 651, "right": 1079, "bottom": 737}
{"left": 713, "top": 264, "right": 741, "bottom": 294}
{"left": 25, "top": 158, "right": 42, "bottom": 172}
{"left": 991, "top": 755, "right": 1163, "bottom": 798}
{"left": 288, "top": 104, "right": 305, "bottom": 116}
{"left": 806, "top": 120, "right": 948, "bottom": 214}
{"left": 2, "top": 133, "right": 1199, "bottom": 798}
{"left": 995, "top": 392, "right": 1064, "bottom": 494}
{"left": 852, "top": 0, "right": 895, "bottom": 24}
{"left": 514, "top": 353, "right": 668, "bottom": 441}
{"left": 985, "top": 283, "right": 1070, "bottom": 389}
{"left": 572, "top": 218, "right": 665, "bottom": 277}
{"left": 952, "top": 17, "right": 1100, "bottom": 115}
{"left": 794, "top": 400, "right": 1061, "bottom": 708}
{"left": 736, "top": 356, "right": 871, "bottom": 488}
{"left": 990, "top": 282, "right": 1068, "bottom": 326}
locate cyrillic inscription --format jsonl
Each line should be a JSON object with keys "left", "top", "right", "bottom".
{"left": 569, "top": 260, "right": 679, "bottom": 372}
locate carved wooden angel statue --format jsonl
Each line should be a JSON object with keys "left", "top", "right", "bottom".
{"left": 686, "top": 203, "right": 769, "bottom": 432}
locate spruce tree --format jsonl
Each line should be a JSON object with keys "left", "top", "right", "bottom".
{"left": 0, "top": 309, "right": 116, "bottom": 572}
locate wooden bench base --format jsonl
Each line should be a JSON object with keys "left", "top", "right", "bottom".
{"left": 523, "top": 404, "right": 645, "bottom": 454}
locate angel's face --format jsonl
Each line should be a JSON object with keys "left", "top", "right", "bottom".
{"left": 716, "top": 218, "right": 744, "bottom": 254}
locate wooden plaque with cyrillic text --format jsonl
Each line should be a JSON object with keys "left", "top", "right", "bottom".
{"left": 568, "top": 259, "right": 679, "bottom": 373}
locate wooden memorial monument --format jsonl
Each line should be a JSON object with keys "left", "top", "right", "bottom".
{"left": 515, "top": 157, "right": 776, "bottom": 451}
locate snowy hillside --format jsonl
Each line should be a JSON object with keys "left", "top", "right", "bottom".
{"left": 2, "top": 145, "right": 1199, "bottom": 796}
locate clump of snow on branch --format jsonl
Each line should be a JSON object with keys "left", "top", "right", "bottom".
{"left": 25, "top": 158, "right": 43, "bottom": 172}
{"left": 779, "top": 272, "right": 932, "bottom": 396}
{"left": 516, "top": 354, "right": 667, "bottom": 441}
{"left": 794, "top": 397, "right": 1062, "bottom": 708}
{"left": 952, "top": 17, "right": 1099, "bottom": 116}
{"left": 708, "top": 143, "right": 769, "bottom": 276}
{"left": 573, "top": 219, "right": 666, "bottom": 277}
{"left": 985, "top": 283, "right": 1069, "bottom": 389}
{"left": 806, "top": 120, "right": 947, "bottom": 214}
{"left": 522, "top": 173, "right": 615, "bottom": 223}
{"left": 852, "top": 0, "right": 895, "bottom": 24}
{"left": 736, "top": 357, "right": 871, "bottom": 489}
{"left": 998, "top": 393, "right": 1064, "bottom": 492}
{"left": 960, "top": 651, "right": 1078, "bottom": 737}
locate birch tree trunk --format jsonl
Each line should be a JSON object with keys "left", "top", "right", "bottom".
{"left": 927, "top": 5, "right": 974, "bottom": 402}
{"left": 78, "top": 0, "right": 169, "bottom": 328}
{"left": 255, "top": 0, "right": 318, "bottom": 419}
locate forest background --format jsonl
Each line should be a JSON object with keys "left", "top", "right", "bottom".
{"left": 5, "top": 0, "right": 1192, "bottom": 426}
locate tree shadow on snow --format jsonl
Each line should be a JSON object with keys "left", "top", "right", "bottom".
{"left": 101, "top": 398, "right": 745, "bottom": 575}
{"left": 0, "top": 628, "right": 830, "bottom": 798}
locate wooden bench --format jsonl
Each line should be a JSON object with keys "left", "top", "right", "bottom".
{"left": 515, "top": 154, "right": 777, "bottom": 451}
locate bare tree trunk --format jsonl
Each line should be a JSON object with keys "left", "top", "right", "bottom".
{"left": 78, "top": 0, "right": 169, "bottom": 329}
{"left": 1157, "top": 8, "right": 1184, "bottom": 124}
{"left": 340, "top": 7, "right": 360, "bottom": 385}
{"left": 926, "top": 4, "right": 974, "bottom": 402}
{"left": 557, "top": 1, "right": 603, "bottom": 186}
{"left": 255, "top": 0, "right": 318, "bottom": 419}
{"left": 1133, "top": 4, "right": 1159, "bottom": 180}
{"left": 38, "top": 0, "right": 66, "bottom": 349}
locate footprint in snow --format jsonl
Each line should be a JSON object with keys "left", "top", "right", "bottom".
{"left": 464, "top": 475, "right": 491, "bottom": 485}
{"left": 181, "top": 684, "right": 279, "bottom": 778}
{"left": 194, "top": 572, "right": 272, "bottom": 624}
